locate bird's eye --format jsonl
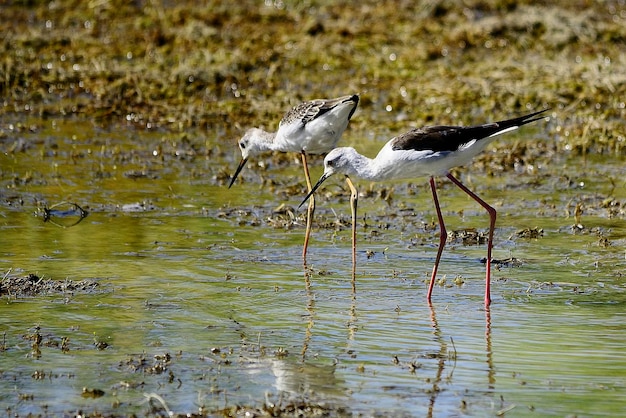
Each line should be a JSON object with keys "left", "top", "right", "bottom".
{"left": 239, "top": 141, "right": 246, "bottom": 149}
{"left": 327, "top": 159, "right": 335, "bottom": 167}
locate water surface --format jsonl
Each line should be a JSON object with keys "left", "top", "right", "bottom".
{"left": 1, "top": 119, "right": 625, "bottom": 416}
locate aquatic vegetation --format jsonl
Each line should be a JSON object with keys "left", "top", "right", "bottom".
{"left": 0, "top": 0, "right": 624, "bottom": 156}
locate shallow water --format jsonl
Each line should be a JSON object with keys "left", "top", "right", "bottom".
{"left": 1, "top": 118, "right": 625, "bottom": 416}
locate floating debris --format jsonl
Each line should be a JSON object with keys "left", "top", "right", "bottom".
{"left": 0, "top": 273, "right": 100, "bottom": 297}
{"left": 448, "top": 228, "right": 488, "bottom": 245}
{"left": 120, "top": 201, "right": 157, "bottom": 212}
{"left": 123, "top": 169, "right": 158, "bottom": 179}
{"left": 35, "top": 202, "right": 88, "bottom": 228}
{"left": 516, "top": 227, "right": 544, "bottom": 239}
{"left": 81, "top": 387, "right": 105, "bottom": 398}
{"left": 485, "top": 257, "right": 525, "bottom": 268}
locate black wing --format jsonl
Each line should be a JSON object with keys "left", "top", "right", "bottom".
{"left": 391, "top": 109, "right": 549, "bottom": 153}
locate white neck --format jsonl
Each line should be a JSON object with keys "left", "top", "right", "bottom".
{"left": 353, "top": 155, "right": 381, "bottom": 180}
{"left": 256, "top": 130, "right": 279, "bottom": 152}
{"left": 340, "top": 151, "right": 388, "bottom": 181}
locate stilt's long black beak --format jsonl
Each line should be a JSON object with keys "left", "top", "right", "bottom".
{"left": 228, "top": 158, "right": 248, "bottom": 188}
{"left": 298, "top": 173, "right": 331, "bottom": 209}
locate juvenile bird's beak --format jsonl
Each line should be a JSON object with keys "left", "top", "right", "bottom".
{"left": 299, "top": 172, "right": 331, "bottom": 209}
{"left": 228, "top": 158, "right": 248, "bottom": 188}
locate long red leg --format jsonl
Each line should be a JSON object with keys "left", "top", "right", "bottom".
{"left": 446, "top": 172, "right": 494, "bottom": 307}
{"left": 301, "top": 152, "right": 315, "bottom": 265}
{"left": 427, "top": 177, "right": 447, "bottom": 303}
{"left": 345, "top": 176, "right": 358, "bottom": 290}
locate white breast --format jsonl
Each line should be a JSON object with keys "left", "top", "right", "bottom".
{"left": 274, "top": 105, "right": 353, "bottom": 154}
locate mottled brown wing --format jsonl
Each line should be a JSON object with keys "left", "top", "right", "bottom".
{"left": 280, "top": 95, "right": 359, "bottom": 129}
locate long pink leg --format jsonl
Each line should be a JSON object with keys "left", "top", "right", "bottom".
{"left": 446, "top": 172, "right": 494, "bottom": 307}
{"left": 427, "top": 177, "right": 447, "bottom": 303}
{"left": 301, "top": 152, "right": 315, "bottom": 265}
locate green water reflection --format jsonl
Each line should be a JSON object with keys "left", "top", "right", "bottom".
{"left": 1, "top": 120, "right": 625, "bottom": 416}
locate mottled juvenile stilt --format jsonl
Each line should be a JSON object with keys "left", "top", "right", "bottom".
{"left": 229, "top": 95, "right": 359, "bottom": 264}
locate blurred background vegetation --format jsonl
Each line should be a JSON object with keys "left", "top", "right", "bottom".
{"left": 1, "top": 0, "right": 624, "bottom": 155}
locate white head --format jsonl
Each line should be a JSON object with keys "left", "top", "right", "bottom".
{"left": 322, "top": 147, "right": 361, "bottom": 178}
{"left": 229, "top": 128, "right": 272, "bottom": 188}
{"left": 237, "top": 128, "right": 268, "bottom": 160}
{"left": 298, "top": 147, "right": 362, "bottom": 208}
